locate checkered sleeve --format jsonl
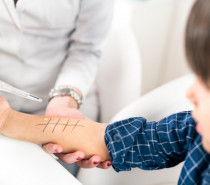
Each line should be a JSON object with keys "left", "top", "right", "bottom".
{"left": 104, "top": 111, "right": 198, "bottom": 172}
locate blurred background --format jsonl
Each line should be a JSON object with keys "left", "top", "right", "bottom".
{"left": 96, "top": 0, "right": 195, "bottom": 124}
{"left": 118, "top": 0, "right": 194, "bottom": 94}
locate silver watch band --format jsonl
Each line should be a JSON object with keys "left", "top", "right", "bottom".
{"left": 49, "top": 86, "right": 83, "bottom": 108}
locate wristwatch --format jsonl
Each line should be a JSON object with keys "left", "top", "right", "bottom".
{"left": 49, "top": 86, "right": 83, "bottom": 108}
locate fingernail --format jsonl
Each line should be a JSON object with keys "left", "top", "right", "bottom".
{"left": 94, "top": 161, "right": 99, "bottom": 165}
{"left": 53, "top": 146, "right": 61, "bottom": 153}
{"left": 107, "top": 163, "right": 112, "bottom": 166}
{"left": 52, "top": 145, "right": 57, "bottom": 152}
{"left": 55, "top": 149, "right": 62, "bottom": 153}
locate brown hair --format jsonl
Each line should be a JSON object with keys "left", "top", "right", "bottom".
{"left": 185, "top": 0, "right": 210, "bottom": 87}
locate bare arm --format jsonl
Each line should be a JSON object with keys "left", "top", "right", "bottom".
{"left": 0, "top": 96, "right": 110, "bottom": 161}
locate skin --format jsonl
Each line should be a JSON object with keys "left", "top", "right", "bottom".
{"left": 0, "top": 95, "right": 111, "bottom": 162}
{"left": 186, "top": 76, "right": 210, "bottom": 153}
{"left": 44, "top": 95, "right": 112, "bottom": 168}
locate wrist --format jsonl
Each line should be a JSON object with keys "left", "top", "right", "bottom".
{"left": 49, "top": 86, "right": 83, "bottom": 109}
{"left": 90, "top": 122, "right": 111, "bottom": 161}
{"left": 48, "top": 95, "right": 79, "bottom": 109}
{"left": 100, "top": 123, "right": 112, "bottom": 161}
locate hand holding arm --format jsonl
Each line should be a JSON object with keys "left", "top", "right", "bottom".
{"left": 0, "top": 95, "right": 111, "bottom": 161}
{"left": 43, "top": 95, "right": 112, "bottom": 168}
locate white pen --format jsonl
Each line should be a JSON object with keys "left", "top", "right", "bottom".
{"left": 0, "top": 80, "right": 43, "bottom": 103}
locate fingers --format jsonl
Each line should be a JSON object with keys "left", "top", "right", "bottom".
{"left": 76, "top": 156, "right": 112, "bottom": 169}
{"left": 42, "top": 143, "right": 63, "bottom": 154}
{"left": 42, "top": 144, "right": 85, "bottom": 163}
{"left": 76, "top": 155, "right": 102, "bottom": 168}
{"left": 55, "top": 151, "right": 85, "bottom": 163}
{"left": 42, "top": 144, "right": 112, "bottom": 169}
{"left": 97, "top": 160, "right": 112, "bottom": 169}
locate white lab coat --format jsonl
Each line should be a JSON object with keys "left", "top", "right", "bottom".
{"left": 0, "top": 0, "right": 113, "bottom": 117}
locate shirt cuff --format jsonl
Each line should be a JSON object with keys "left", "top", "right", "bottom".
{"left": 104, "top": 117, "right": 146, "bottom": 172}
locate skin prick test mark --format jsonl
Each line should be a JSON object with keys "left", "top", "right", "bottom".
{"left": 36, "top": 117, "right": 84, "bottom": 133}
{"left": 62, "top": 119, "right": 84, "bottom": 132}
{"left": 62, "top": 119, "right": 70, "bottom": 132}
{"left": 72, "top": 120, "right": 80, "bottom": 132}
{"left": 52, "top": 118, "right": 60, "bottom": 133}
{"left": 43, "top": 117, "right": 51, "bottom": 132}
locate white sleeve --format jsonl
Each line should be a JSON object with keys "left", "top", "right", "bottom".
{"left": 55, "top": 0, "right": 114, "bottom": 97}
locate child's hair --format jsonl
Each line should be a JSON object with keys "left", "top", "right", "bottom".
{"left": 185, "top": 0, "right": 210, "bottom": 87}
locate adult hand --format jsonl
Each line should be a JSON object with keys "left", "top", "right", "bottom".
{"left": 43, "top": 95, "right": 112, "bottom": 169}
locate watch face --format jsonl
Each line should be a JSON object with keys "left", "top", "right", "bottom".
{"left": 62, "top": 88, "right": 70, "bottom": 94}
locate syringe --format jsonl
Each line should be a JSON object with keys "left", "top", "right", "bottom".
{"left": 0, "top": 80, "right": 43, "bottom": 103}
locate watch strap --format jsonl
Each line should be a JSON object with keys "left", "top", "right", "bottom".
{"left": 49, "top": 86, "right": 83, "bottom": 108}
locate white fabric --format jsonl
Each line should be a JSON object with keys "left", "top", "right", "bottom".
{"left": 0, "top": 0, "right": 113, "bottom": 113}
{"left": 111, "top": 74, "right": 194, "bottom": 122}
{"left": 77, "top": 74, "right": 195, "bottom": 185}
{"left": 0, "top": 135, "right": 82, "bottom": 185}
{"left": 96, "top": 0, "right": 141, "bottom": 123}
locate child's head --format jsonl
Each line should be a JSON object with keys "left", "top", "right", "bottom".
{"left": 186, "top": 0, "right": 210, "bottom": 87}
{"left": 186, "top": 0, "right": 210, "bottom": 153}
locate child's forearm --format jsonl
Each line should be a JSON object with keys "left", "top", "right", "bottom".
{"left": 0, "top": 109, "right": 111, "bottom": 161}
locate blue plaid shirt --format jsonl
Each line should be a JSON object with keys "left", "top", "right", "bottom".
{"left": 105, "top": 111, "right": 210, "bottom": 185}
